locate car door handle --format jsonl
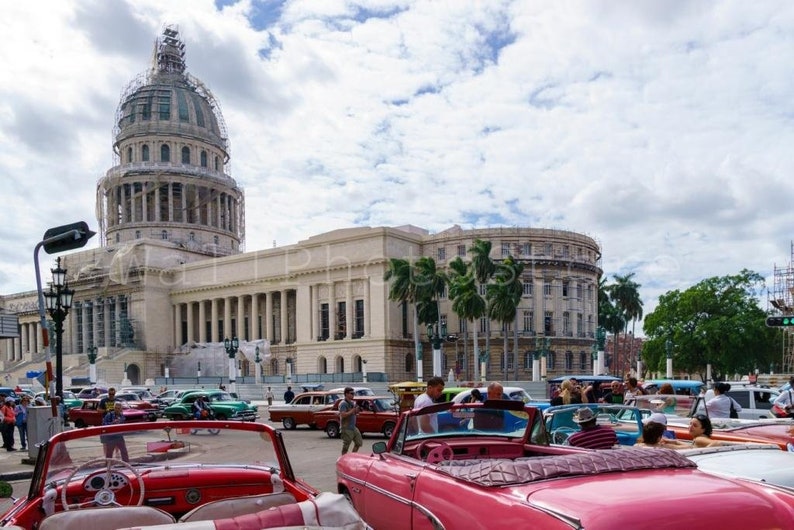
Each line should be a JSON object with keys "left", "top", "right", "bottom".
{"left": 405, "top": 473, "right": 417, "bottom": 480}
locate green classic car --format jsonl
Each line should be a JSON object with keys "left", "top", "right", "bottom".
{"left": 162, "top": 390, "right": 258, "bottom": 421}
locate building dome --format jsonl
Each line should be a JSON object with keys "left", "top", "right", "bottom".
{"left": 96, "top": 25, "right": 245, "bottom": 256}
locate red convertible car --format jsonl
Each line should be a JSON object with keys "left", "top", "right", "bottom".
{"left": 0, "top": 420, "right": 365, "bottom": 529}
{"left": 336, "top": 400, "right": 794, "bottom": 529}
{"left": 68, "top": 399, "right": 153, "bottom": 428}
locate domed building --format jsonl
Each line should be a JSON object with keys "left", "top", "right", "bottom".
{"left": 0, "top": 26, "right": 602, "bottom": 388}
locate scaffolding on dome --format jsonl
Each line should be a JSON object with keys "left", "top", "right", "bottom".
{"left": 768, "top": 241, "right": 794, "bottom": 373}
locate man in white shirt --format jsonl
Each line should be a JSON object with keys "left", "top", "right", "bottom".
{"left": 413, "top": 376, "right": 445, "bottom": 433}
{"left": 773, "top": 377, "right": 794, "bottom": 417}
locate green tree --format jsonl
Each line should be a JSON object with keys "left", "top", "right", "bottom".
{"left": 598, "top": 276, "right": 624, "bottom": 374}
{"left": 486, "top": 256, "right": 524, "bottom": 381}
{"left": 609, "top": 273, "right": 643, "bottom": 375}
{"left": 448, "top": 256, "right": 486, "bottom": 381}
{"left": 642, "top": 269, "right": 778, "bottom": 380}
{"left": 384, "top": 258, "right": 422, "bottom": 379}
{"left": 470, "top": 239, "right": 496, "bottom": 378}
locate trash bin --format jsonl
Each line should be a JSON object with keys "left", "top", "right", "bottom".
{"left": 27, "top": 406, "right": 65, "bottom": 460}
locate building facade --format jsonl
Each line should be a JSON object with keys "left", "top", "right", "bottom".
{"left": 0, "top": 27, "right": 602, "bottom": 385}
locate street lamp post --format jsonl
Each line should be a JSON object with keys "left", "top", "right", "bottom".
{"left": 224, "top": 337, "right": 239, "bottom": 394}
{"left": 362, "top": 359, "right": 368, "bottom": 383}
{"left": 427, "top": 322, "right": 447, "bottom": 378}
{"left": 285, "top": 357, "right": 293, "bottom": 384}
{"left": 595, "top": 326, "right": 606, "bottom": 375}
{"left": 86, "top": 346, "right": 98, "bottom": 385}
{"left": 197, "top": 361, "right": 202, "bottom": 379}
{"left": 591, "top": 342, "right": 598, "bottom": 376}
{"left": 43, "top": 257, "right": 74, "bottom": 399}
{"left": 665, "top": 338, "right": 673, "bottom": 378}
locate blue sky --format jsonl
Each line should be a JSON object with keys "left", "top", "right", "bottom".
{"left": 1, "top": 0, "right": 794, "bottom": 329}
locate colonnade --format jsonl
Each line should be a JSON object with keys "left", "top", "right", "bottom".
{"left": 3, "top": 320, "right": 42, "bottom": 361}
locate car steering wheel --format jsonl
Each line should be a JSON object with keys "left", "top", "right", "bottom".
{"left": 550, "top": 427, "right": 577, "bottom": 445}
{"left": 61, "top": 457, "right": 145, "bottom": 510}
{"left": 416, "top": 440, "right": 453, "bottom": 464}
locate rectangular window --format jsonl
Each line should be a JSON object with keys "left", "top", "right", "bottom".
{"left": 354, "top": 300, "right": 364, "bottom": 338}
{"left": 192, "top": 95, "right": 205, "bottom": 127}
{"left": 576, "top": 282, "right": 583, "bottom": 299}
{"left": 562, "top": 281, "right": 569, "bottom": 297}
{"left": 523, "top": 310, "right": 534, "bottom": 332}
{"left": 320, "top": 303, "right": 329, "bottom": 340}
{"left": 501, "top": 242, "right": 510, "bottom": 257}
{"left": 565, "top": 351, "right": 573, "bottom": 370}
{"left": 177, "top": 90, "right": 189, "bottom": 122}
{"left": 439, "top": 285, "right": 447, "bottom": 300}
{"left": 437, "top": 247, "right": 446, "bottom": 261}
{"left": 142, "top": 97, "right": 152, "bottom": 120}
{"left": 336, "top": 301, "right": 346, "bottom": 339}
{"left": 522, "top": 280, "right": 533, "bottom": 296}
{"left": 544, "top": 311, "right": 553, "bottom": 335}
{"left": 522, "top": 242, "right": 531, "bottom": 255}
{"left": 545, "top": 243, "right": 553, "bottom": 255}
{"left": 577, "top": 313, "right": 583, "bottom": 336}
{"left": 544, "top": 281, "right": 552, "bottom": 296}
{"left": 480, "top": 316, "right": 488, "bottom": 333}
{"left": 579, "top": 352, "right": 587, "bottom": 370}
{"left": 563, "top": 245, "right": 570, "bottom": 257}
{"left": 563, "top": 312, "right": 571, "bottom": 336}
{"left": 457, "top": 244, "right": 466, "bottom": 257}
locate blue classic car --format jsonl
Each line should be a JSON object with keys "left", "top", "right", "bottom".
{"left": 543, "top": 403, "right": 644, "bottom": 446}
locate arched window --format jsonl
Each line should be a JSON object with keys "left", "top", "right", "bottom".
{"left": 115, "top": 233, "right": 120, "bottom": 243}
{"left": 142, "top": 144, "right": 149, "bottom": 161}
{"left": 127, "top": 147, "right": 133, "bottom": 163}
{"left": 565, "top": 351, "right": 573, "bottom": 370}
{"left": 161, "top": 230, "right": 168, "bottom": 240}
{"left": 547, "top": 351, "right": 556, "bottom": 369}
{"left": 200, "top": 151, "right": 207, "bottom": 167}
{"left": 404, "top": 352, "right": 413, "bottom": 372}
{"left": 135, "top": 230, "right": 141, "bottom": 239}
{"left": 181, "top": 146, "right": 190, "bottom": 164}
{"left": 579, "top": 351, "right": 587, "bottom": 370}
{"left": 189, "top": 232, "right": 195, "bottom": 241}
{"left": 161, "top": 144, "right": 170, "bottom": 162}
{"left": 213, "top": 235, "right": 219, "bottom": 245}
{"left": 214, "top": 156, "right": 219, "bottom": 171}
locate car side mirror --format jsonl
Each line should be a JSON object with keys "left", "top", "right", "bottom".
{"left": 372, "top": 441, "right": 387, "bottom": 454}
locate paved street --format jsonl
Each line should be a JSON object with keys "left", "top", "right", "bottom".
{"left": 0, "top": 403, "right": 382, "bottom": 512}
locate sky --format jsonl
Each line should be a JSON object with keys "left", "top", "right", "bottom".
{"left": 1, "top": 0, "right": 794, "bottom": 332}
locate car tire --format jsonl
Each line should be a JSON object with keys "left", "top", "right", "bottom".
{"left": 147, "top": 413, "right": 158, "bottom": 422}
{"left": 283, "top": 417, "right": 296, "bottom": 430}
{"left": 74, "top": 419, "right": 86, "bottom": 429}
{"left": 326, "top": 422, "right": 340, "bottom": 438}
{"left": 214, "top": 413, "right": 227, "bottom": 421}
{"left": 382, "top": 421, "right": 396, "bottom": 439}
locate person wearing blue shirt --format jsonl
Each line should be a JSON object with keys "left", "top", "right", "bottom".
{"left": 101, "top": 402, "right": 129, "bottom": 461}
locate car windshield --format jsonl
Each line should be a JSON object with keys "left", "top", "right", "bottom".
{"left": 396, "top": 402, "right": 531, "bottom": 447}
{"left": 370, "top": 398, "right": 393, "bottom": 412}
{"left": 544, "top": 404, "right": 643, "bottom": 445}
{"left": 36, "top": 422, "right": 284, "bottom": 498}
{"left": 209, "top": 393, "right": 234, "bottom": 402}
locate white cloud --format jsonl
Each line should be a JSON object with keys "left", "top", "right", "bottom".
{"left": 1, "top": 0, "right": 793, "bottom": 331}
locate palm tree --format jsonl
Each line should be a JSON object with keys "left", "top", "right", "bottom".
{"left": 414, "top": 257, "right": 448, "bottom": 377}
{"left": 448, "top": 256, "right": 486, "bottom": 381}
{"left": 384, "top": 258, "right": 422, "bottom": 380}
{"left": 469, "top": 239, "right": 495, "bottom": 379}
{"left": 609, "top": 273, "right": 643, "bottom": 376}
{"left": 487, "top": 256, "right": 524, "bottom": 381}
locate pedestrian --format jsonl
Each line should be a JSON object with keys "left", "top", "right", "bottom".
{"left": 1, "top": 396, "right": 17, "bottom": 451}
{"left": 566, "top": 407, "right": 618, "bottom": 449}
{"left": 101, "top": 402, "right": 129, "bottom": 461}
{"left": 14, "top": 395, "right": 29, "bottom": 451}
{"left": 413, "top": 376, "right": 445, "bottom": 433}
{"left": 99, "top": 388, "right": 117, "bottom": 413}
{"left": 706, "top": 382, "right": 741, "bottom": 418}
{"left": 265, "top": 386, "right": 274, "bottom": 407}
{"left": 339, "top": 387, "right": 363, "bottom": 455}
{"left": 283, "top": 386, "right": 295, "bottom": 403}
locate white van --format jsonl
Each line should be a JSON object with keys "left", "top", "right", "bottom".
{"left": 701, "top": 386, "right": 780, "bottom": 420}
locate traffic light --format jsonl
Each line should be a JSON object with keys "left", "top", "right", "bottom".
{"left": 766, "top": 316, "right": 794, "bottom": 327}
{"left": 42, "top": 221, "right": 96, "bottom": 255}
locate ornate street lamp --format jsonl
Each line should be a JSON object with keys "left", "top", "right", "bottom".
{"left": 86, "top": 346, "right": 98, "bottom": 385}
{"left": 254, "top": 345, "right": 262, "bottom": 384}
{"left": 427, "top": 322, "right": 447, "bottom": 378}
{"left": 285, "top": 357, "right": 294, "bottom": 384}
{"left": 224, "top": 336, "right": 239, "bottom": 394}
{"left": 44, "top": 257, "right": 74, "bottom": 399}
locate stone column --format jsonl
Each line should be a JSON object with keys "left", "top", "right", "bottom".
{"left": 142, "top": 182, "right": 148, "bottom": 222}
{"left": 250, "top": 294, "right": 259, "bottom": 341}
{"left": 168, "top": 183, "right": 174, "bottom": 222}
{"left": 104, "top": 298, "right": 111, "bottom": 347}
{"left": 364, "top": 277, "right": 371, "bottom": 338}
{"left": 198, "top": 300, "right": 206, "bottom": 342}
{"left": 186, "top": 301, "right": 194, "bottom": 344}
{"left": 265, "top": 293, "right": 274, "bottom": 342}
{"left": 223, "top": 297, "right": 232, "bottom": 341}
{"left": 174, "top": 304, "right": 181, "bottom": 347}
{"left": 280, "top": 291, "right": 289, "bottom": 344}
{"left": 154, "top": 184, "right": 161, "bottom": 222}
{"left": 328, "top": 284, "right": 336, "bottom": 340}
{"left": 81, "top": 303, "right": 89, "bottom": 352}
{"left": 312, "top": 285, "right": 320, "bottom": 340}
{"left": 237, "top": 295, "right": 245, "bottom": 340}
{"left": 211, "top": 298, "right": 219, "bottom": 343}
